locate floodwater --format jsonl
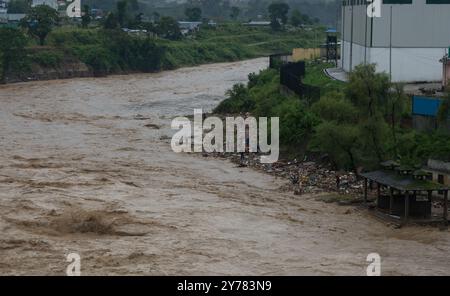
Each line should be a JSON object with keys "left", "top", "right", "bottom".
{"left": 0, "top": 58, "right": 449, "bottom": 275}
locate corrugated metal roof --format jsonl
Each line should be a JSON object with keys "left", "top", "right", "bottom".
{"left": 360, "top": 170, "right": 449, "bottom": 191}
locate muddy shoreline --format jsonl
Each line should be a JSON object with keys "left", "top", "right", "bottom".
{"left": 2, "top": 57, "right": 261, "bottom": 85}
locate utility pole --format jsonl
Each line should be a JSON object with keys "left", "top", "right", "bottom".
{"left": 341, "top": 3, "right": 346, "bottom": 70}
{"left": 389, "top": 5, "right": 393, "bottom": 82}
{"left": 349, "top": 2, "right": 354, "bottom": 72}
{"left": 364, "top": 1, "right": 368, "bottom": 64}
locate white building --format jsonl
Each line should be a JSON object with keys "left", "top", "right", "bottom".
{"left": 341, "top": 0, "right": 450, "bottom": 82}
{"left": 0, "top": 0, "right": 8, "bottom": 14}
{"left": 31, "top": 0, "right": 58, "bottom": 10}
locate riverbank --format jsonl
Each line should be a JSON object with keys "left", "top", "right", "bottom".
{"left": 2, "top": 25, "right": 324, "bottom": 84}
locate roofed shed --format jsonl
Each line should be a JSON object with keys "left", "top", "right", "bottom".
{"left": 360, "top": 169, "right": 449, "bottom": 225}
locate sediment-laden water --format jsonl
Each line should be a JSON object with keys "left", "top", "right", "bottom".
{"left": 0, "top": 58, "right": 449, "bottom": 275}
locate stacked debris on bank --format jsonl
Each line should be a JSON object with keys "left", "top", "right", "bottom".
{"left": 204, "top": 152, "right": 364, "bottom": 197}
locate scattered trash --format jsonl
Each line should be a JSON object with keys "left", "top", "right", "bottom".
{"left": 205, "top": 151, "right": 364, "bottom": 198}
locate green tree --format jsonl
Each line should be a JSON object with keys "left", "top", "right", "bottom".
{"left": 117, "top": 0, "right": 128, "bottom": 28}
{"left": 131, "top": 13, "right": 144, "bottom": 28}
{"left": 310, "top": 93, "right": 360, "bottom": 170}
{"left": 156, "top": 16, "right": 182, "bottom": 41}
{"left": 313, "top": 121, "right": 360, "bottom": 171}
{"left": 311, "top": 92, "right": 358, "bottom": 124}
{"left": 230, "top": 6, "right": 240, "bottom": 20}
{"left": 386, "top": 83, "right": 407, "bottom": 156}
{"left": 302, "top": 14, "right": 312, "bottom": 25}
{"left": 0, "top": 28, "right": 28, "bottom": 82}
{"left": 152, "top": 11, "right": 160, "bottom": 22}
{"left": 21, "top": 5, "right": 59, "bottom": 46}
{"left": 345, "top": 64, "right": 391, "bottom": 163}
{"left": 214, "top": 83, "right": 253, "bottom": 114}
{"left": 345, "top": 64, "right": 391, "bottom": 117}
{"left": 310, "top": 65, "right": 400, "bottom": 169}
{"left": 274, "top": 98, "right": 318, "bottom": 148}
{"left": 81, "top": 5, "right": 91, "bottom": 28}
{"left": 103, "top": 12, "right": 118, "bottom": 29}
{"left": 268, "top": 2, "right": 289, "bottom": 31}
{"left": 185, "top": 7, "right": 202, "bottom": 21}
{"left": 290, "top": 9, "right": 302, "bottom": 27}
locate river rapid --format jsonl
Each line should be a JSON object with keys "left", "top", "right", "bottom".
{"left": 0, "top": 58, "right": 449, "bottom": 275}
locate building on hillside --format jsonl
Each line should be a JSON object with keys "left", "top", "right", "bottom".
{"left": 91, "top": 8, "right": 104, "bottom": 19}
{"left": 340, "top": 0, "right": 450, "bottom": 82}
{"left": 6, "top": 13, "right": 25, "bottom": 22}
{"left": 0, "top": 13, "right": 26, "bottom": 25}
{"left": 178, "top": 21, "right": 216, "bottom": 35}
{"left": 425, "top": 159, "right": 450, "bottom": 188}
{"left": 178, "top": 21, "right": 202, "bottom": 35}
{"left": 32, "top": 0, "right": 58, "bottom": 10}
{"left": 243, "top": 21, "right": 271, "bottom": 27}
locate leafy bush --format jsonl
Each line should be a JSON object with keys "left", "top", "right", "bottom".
{"left": 71, "top": 45, "right": 115, "bottom": 75}
{"left": 215, "top": 68, "right": 317, "bottom": 151}
{"left": 214, "top": 83, "right": 253, "bottom": 114}
{"left": 29, "top": 50, "right": 63, "bottom": 68}
{"left": 0, "top": 28, "right": 30, "bottom": 81}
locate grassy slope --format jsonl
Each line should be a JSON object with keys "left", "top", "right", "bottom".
{"left": 302, "top": 61, "right": 344, "bottom": 95}
{"left": 214, "top": 62, "right": 343, "bottom": 158}
{"left": 39, "top": 24, "right": 326, "bottom": 72}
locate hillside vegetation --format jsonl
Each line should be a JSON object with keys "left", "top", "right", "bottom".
{"left": 215, "top": 62, "right": 450, "bottom": 169}
{"left": 1, "top": 24, "right": 325, "bottom": 81}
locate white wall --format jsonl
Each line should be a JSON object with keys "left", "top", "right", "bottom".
{"left": 373, "top": 1, "right": 450, "bottom": 48}
{"left": 341, "top": 41, "right": 370, "bottom": 74}
{"left": 31, "top": 0, "right": 58, "bottom": 10}
{"left": 341, "top": 40, "right": 446, "bottom": 82}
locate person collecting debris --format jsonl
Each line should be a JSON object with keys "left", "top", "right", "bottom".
{"left": 239, "top": 128, "right": 250, "bottom": 167}
{"left": 239, "top": 114, "right": 252, "bottom": 167}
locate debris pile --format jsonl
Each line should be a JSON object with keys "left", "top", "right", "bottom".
{"left": 206, "top": 152, "right": 364, "bottom": 196}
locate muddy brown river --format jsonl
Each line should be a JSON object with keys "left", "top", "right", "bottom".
{"left": 0, "top": 58, "right": 449, "bottom": 275}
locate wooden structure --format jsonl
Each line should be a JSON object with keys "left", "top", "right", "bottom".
{"left": 360, "top": 165, "right": 449, "bottom": 225}
{"left": 292, "top": 48, "right": 321, "bottom": 62}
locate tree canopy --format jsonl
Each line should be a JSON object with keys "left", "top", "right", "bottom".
{"left": 268, "top": 2, "right": 290, "bottom": 31}
{"left": 0, "top": 28, "right": 28, "bottom": 82}
{"left": 185, "top": 7, "right": 202, "bottom": 21}
{"left": 21, "top": 5, "right": 59, "bottom": 46}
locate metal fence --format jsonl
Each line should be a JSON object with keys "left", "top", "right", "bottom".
{"left": 280, "top": 61, "right": 320, "bottom": 103}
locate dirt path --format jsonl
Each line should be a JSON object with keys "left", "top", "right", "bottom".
{"left": 0, "top": 58, "right": 449, "bottom": 275}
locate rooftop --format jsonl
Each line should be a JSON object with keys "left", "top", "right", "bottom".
{"left": 360, "top": 170, "right": 449, "bottom": 191}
